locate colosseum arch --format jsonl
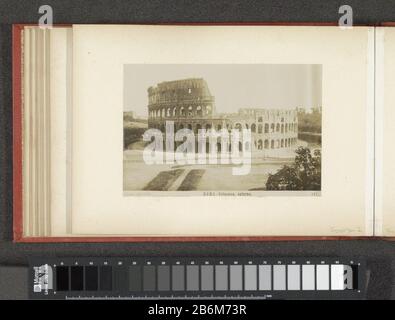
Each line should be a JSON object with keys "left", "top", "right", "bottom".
{"left": 281, "top": 124, "right": 284, "bottom": 133}
{"left": 251, "top": 124, "right": 256, "bottom": 133}
{"left": 196, "top": 106, "right": 202, "bottom": 116}
{"left": 271, "top": 140, "right": 275, "bottom": 149}
{"left": 235, "top": 123, "right": 242, "bottom": 131}
{"left": 172, "top": 107, "right": 177, "bottom": 117}
{"left": 270, "top": 123, "right": 275, "bottom": 133}
{"left": 281, "top": 139, "right": 284, "bottom": 147}
{"left": 217, "top": 124, "right": 222, "bottom": 131}
{"left": 166, "top": 108, "right": 171, "bottom": 117}
{"left": 180, "top": 107, "right": 185, "bottom": 116}
{"left": 206, "top": 105, "right": 212, "bottom": 115}
{"left": 195, "top": 123, "right": 202, "bottom": 133}
{"left": 276, "top": 123, "right": 280, "bottom": 132}
{"left": 257, "top": 139, "right": 263, "bottom": 150}
{"left": 245, "top": 141, "right": 250, "bottom": 151}
{"left": 264, "top": 123, "right": 269, "bottom": 133}
{"left": 264, "top": 139, "right": 269, "bottom": 149}
{"left": 258, "top": 124, "right": 263, "bottom": 134}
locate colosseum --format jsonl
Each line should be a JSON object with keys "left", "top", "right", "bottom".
{"left": 147, "top": 78, "right": 298, "bottom": 155}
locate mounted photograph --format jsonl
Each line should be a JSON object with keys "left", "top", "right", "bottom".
{"left": 123, "top": 64, "right": 322, "bottom": 195}
{"left": 14, "top": 25, "right": 378, "bottom": 238}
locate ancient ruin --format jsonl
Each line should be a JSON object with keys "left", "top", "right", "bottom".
{"left": 147, "top": 78, "right": 298, "bottom": 154}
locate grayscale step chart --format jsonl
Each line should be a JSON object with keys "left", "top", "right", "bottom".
{"left": 29, "top": 257, "right": 365, "bottom": 299}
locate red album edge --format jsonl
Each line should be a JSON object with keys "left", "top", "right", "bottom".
{"left": 13, "top": 24, "right": 23, "bottom": 242}
{"left": 11, "top": 23, "right": 395, "bottom": 243}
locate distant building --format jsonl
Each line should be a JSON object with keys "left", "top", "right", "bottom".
{"left": 123, "top": 110, "right": 135, "bottom": 120}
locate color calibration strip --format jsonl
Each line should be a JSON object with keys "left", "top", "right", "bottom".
{"left": 29, "top": 257, "right": 364, "bottom": 299}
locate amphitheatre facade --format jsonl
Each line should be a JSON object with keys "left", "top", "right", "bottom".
{"left": 147, "top": 78, "right": 298, "bottom": 156}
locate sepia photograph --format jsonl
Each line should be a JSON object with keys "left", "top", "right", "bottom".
{"left": 123, "top": 64, "right": 322, "bottom": 194}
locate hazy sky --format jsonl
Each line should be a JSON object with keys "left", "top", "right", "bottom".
{"left": 124, "top": 64, "right": 322, "bottom": 117}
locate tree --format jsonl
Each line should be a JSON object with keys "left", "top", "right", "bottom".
{"left": 297, "top": 108, "right": 322, "bottom": 133}
{"left": 266, "top": 147, "right": 321, "bottom": 190}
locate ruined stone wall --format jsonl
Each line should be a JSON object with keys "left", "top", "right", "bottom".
{"left": 228, "top": 108, "right": 299, "bottom": 151}
{"left": 148, "top": 78, "right": 215, "bottom": 131}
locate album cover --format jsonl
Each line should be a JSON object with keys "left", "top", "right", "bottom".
{"left": 12, "top": 24, "right": 395, "bottom": 241}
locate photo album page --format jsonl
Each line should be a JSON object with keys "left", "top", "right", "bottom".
{"left": 65, "top": 25, "right": 374, "bottom": 237}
